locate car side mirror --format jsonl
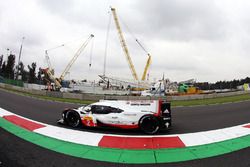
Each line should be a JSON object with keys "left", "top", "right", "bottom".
{"left": 84, "top": 106, "right": 91, "bottom": 112}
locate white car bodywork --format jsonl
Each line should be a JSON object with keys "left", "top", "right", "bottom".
{"left": 77, "top": 100, "right": 159, "bottom": 127}
{"left": 59, "top": 100, "right": 171, "bottom": 134}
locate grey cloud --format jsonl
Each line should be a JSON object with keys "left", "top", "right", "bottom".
{"left": 1, "top": 0, "right": 249, "bottom": 82}
{"left": 129, "top": 0, "right": 227, "bottom": 41}
{"left": 37, "top": 0, "right": 109, "bottom": 30}
{"left": 38, "top": 0, "right": 74, "bottom": 15}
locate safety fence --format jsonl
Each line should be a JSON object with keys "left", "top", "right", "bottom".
{"left": 0, "top": 77, "right": 24, "bottom": 87}
{"left": 1, "top": 82, "right": 250, "bottom": 102}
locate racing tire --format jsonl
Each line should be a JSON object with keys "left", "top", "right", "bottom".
{"left": 65, "top": 110, "right": 81, "bottom": 128}
{"left": 139, "top": 115, "right": 160, "bottom": 134}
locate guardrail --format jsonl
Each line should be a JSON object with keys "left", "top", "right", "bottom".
{"left": 0, "top": 82, "right": 250, "bottom": 102}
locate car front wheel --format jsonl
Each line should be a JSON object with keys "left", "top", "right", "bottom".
{"left": 65, "top": 110, "right": 81, "bottom": 128}
{"left": 139, "top": 115, "right": 160, "bottom": 134}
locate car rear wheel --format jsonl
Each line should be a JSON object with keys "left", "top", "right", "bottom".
{"left": 65, "top": 110, "right": 81, "bottom": 128}
{"left": 139, "top": 115, "right": 160, "bottom": 134}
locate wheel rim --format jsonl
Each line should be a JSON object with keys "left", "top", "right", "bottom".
{"left": 67, "top": 112, "right": 80, "bottom": 127}
{"left": 140, "top": 116, "right": 159, "bottom": 134}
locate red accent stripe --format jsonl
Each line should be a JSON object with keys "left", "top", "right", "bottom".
{"left": 243, "top": 124, "right": 250, "bottom": 128}
{"left": 98, "top": 136, "right": 185, "bottom": 149}
{"left": 102, "top": 123, "right": 139, "bottom": 129}
{"left": 3, "top": 115, "right": 46, "bottom": 131}
{"left": 96, "top": 121, "right": 139, "bottom": 129}
{"left": 155, "top": 100, "right": 162, "bottom": 116}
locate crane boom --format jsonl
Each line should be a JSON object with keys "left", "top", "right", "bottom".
{"left": 45, "top": 68, "right": 62, "bottom": 88}
{"left": 59, "top": 34, "right": 94, "bottom": 81}
{"left": 45, "top": 44, "right": 65, "bottom": 75}
{"left": 45, "top": 51, "right": 52, "bottom": 69}
{"left": 141, "top": 54, "right": 151, "bottom": 81}
{"left": 110, "top": 7, "right": 139, "bottom": 81}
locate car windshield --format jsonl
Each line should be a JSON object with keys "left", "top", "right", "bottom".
{"left": 91, "top": 105, "right": 123, "bottom": 114}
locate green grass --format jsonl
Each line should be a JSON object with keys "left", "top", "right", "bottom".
{"left": 1, "top": 86, "right": 250, "bottom": 107}
{"left": 0, "top": 87, "right": 95, "bottom": 105}
{"left": 171, "top": 93, "right": 250, "bottom": 107}
{"left": 34, "top": 95, "right": 95, "bottom": 105}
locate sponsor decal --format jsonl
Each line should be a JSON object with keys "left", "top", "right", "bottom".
{"left": 126, "top": 100, "right": 154, "bottom": 106}
{"left": 141, "top": 110, "right": 153, "bottom": 113}
{"left": 82, "top": 115, "right": 96, "bottom": 127}
{"left": 124, "top": 113, "right": 137, "bottom": 116}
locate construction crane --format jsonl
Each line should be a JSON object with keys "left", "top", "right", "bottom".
{"left": 45, "top": 50, "right": 54, "bottom": 73}
{"left": 43, "top": 68, "right": 62, "bottom": 88}
{"left": 141, "top": 54, "right": 151, "bottom": 81}
{"left": 42, "top": 44, "right": 65, "bottom": 90}
{"left": 134, "top": 38, "right": 152, "bottom": 81}
{"left": 45, "top": 44, "right": 65, "bottom": 74}
{"left": 55, "top": 34, "right": 94, "bottom": 89}
{"left": 45, "top": 50, "right": 53, "bottom": 72}
{"left": 111, "top": 7, "right": 139, "bottom": 81}
{"left": 110, "top": 7, "right": 152, "bottom": 82}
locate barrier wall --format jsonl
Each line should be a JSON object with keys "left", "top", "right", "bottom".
{"left": 0, "top": 82, "right": 249, "bottom": 102}
{"left": 0, "top": 78, "right": 24, "bottom": 87}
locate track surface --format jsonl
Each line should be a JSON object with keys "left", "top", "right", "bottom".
{"left": 0, "top": 89, "right": 250, "bottom": 134}
{"left": 0, "top": 89, "right": 250, "bottom": 166}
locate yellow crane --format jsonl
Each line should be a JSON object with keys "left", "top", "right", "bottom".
{"left": 43, "top": 45, "right": 65, "bottom": 89}
{"left": 44, "top": 67, "right": 62, "bottom": 88}
{"left": 110, "top": 7, "right": 151, "bottom": 82}
{"left": 42, "top": 34, "right": 94, "bottom": 90}
{"left": 111, "top": 7, "right": 139, "bottom": 81}
{"left": 45, "top": 44, "right": 65, "bottom": 74}
{"left": 141, "top": 54, "right": 151, "bottom": 81}
{"left": 55, "top": 34, "right": 94, "bottom": 89}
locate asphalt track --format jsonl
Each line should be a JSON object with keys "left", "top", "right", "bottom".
{"left": 0, "top": 89, "right": 250, "bottom": 166}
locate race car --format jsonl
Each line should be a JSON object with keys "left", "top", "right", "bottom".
{"left": 57, "top": 100, "right": 171, "bottom": 134}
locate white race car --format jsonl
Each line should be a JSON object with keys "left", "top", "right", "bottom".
{"left": 57, "top": 100, "right": 171, "bottom": 134}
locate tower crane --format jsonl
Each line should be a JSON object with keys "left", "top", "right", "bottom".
{"left": 110, "top": 7, "right": 152, "bottom": 82}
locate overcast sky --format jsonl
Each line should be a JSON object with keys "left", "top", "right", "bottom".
{"left": 0, "top": 0, "right": 250, "bottom": 83}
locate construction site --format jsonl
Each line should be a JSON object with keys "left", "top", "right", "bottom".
{"left": 39, "top": 8, "right": 212, "bottom": 96}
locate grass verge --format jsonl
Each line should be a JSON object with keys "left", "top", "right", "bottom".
{"left": 171, "top": 93, "right": 250, "bottom": 107}
{"left": 0, "top": 87, "right": 95, "bottom": 105}
{"left": 1, "top": 86, "right": 250, "bottom": 107}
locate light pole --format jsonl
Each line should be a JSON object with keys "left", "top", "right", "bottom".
{"left": 16, "top": 37, "right": 25, "bottom": 80}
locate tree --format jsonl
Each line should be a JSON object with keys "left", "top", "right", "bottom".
{"left": 28, "top": 62, "right": 37, "bottom": 83}
{"left": 5, "top": 54, "right": 15, "bottom": 79}
{"left": 0, "top": 55, "right": 3, "bottom": 71}
{"left": 245, "top": 77, "right": 250, "bottom": 83}
{"left": 17, "top": 62, "right": 28, "bottom": 81}
{"left": 1, "top": 62, "right": 6, "bottom": 76}
{"left": 37, "top": 67, "right": 43, "bottom": 84}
